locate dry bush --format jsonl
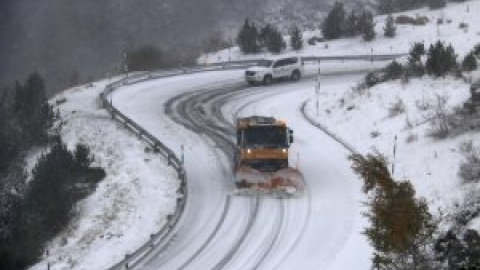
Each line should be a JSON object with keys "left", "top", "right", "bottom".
{"left": 459, "top": 141, "right": 480, "bottom": 184}
{"left": 405, "top": 133, "right": 418, "bottom": 143}
{"left": 388, "top": 98, "right": 406, "bottom": 117}
{"left": 427, "top": 95, "right": 452, "bottom": 139}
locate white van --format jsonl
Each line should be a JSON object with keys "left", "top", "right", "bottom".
{"left": 245, "top": 56, "right": 304, "bottom": 85}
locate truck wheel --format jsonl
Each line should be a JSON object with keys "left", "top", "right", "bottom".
{"left": 291, "top": 70, "right": 301, "bottom": 81}
{"left": 263, "top": 75, "right": 273, "bottom": 85}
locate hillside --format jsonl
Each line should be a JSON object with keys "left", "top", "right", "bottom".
{"left": 0, "top": 0, "right": 370, "bottom": 95}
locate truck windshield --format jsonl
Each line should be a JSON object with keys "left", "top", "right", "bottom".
{"left": 257, "top": 60, "right": 273, "bottom": 67}
{"left": 243, "top": 126, "right": 287, "bottom": 148}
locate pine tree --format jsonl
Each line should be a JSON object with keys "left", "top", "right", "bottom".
{"left": 321, "top": 2, "right": 346, "bottom": 40}
{"left": 344, "top": 11, "right": 358, "bottom": 37}
{"left": 14, "top": 73, "right": 55, "bottom": 147}
{"left": 260, "top": 24, "right": 286, "bottom": 53}
{"left": 289, "top": 25, "right": 303, "bottom": 51}
{"left": 473, "top": 44, "right": 480, "bottom": 58}
{"left": 384, "top": 14, "right": 396, "bottom": 37}
{"left": 409, "top": 42, "right": 426, "bottom": 63}
{"left": 349, "top": 152, "right": 437, "bottom": 269}
{"left": 384, "top": 60, "right": 404, "bottom": 80}
{"left": 236, "top": 19, "right": 260, "bottom": 54}
{"left": 462, "top": 52, "right": 478, "bottom": 71}
{"left": 361, "top": 10, "right": 376, "bottom": 41}
{"left": 426, "top": 41, "right": 458, "bottom": 77}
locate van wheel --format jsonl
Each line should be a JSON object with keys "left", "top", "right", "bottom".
{"left": 291, "top": 70, "right": 301, "bottom": 81}
{"left": 263, "top": 75, "right": 273, "bottom": 85}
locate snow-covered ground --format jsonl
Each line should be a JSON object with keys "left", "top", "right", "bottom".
{"left": 29, "top": 79, "right": 179, "bottom": 270}
{"left": 111, "top": 69, "right": 372, "bottom": 270}
{"left": 305, "top": 76, "right": 472, "bottom": 215}
{"left": 27, "top": 1, "right": 480, "bottom": 269}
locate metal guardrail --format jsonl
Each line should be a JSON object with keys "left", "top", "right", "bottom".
{"left": 100, "top": 60, "right": 257, "bottom": 270}
{"left": 302, "top": 53, "right": 408, "bottom": 63}
{"left": 100, "top": 54, "right": 405, "bottom": 269}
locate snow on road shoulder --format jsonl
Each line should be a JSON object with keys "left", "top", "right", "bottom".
{"left": 30, "top": 80, "right": 179, "bottom": 270}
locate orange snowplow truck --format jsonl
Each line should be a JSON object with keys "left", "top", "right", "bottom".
{"left": 233, "top": 116, "right": 304, "bottom": 197}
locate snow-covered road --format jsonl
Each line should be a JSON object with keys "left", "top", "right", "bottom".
{"left": 112, "top": 69, "right": 372, "bottom": 269}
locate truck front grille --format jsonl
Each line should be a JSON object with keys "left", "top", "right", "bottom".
{"left": 242, "top": 159, "right": 288, "bottom": 172}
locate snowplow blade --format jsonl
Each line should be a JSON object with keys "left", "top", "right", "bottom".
{"left": 233, "top": 166, "right": 305, "bottom": 197}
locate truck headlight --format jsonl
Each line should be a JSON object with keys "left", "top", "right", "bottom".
{"left": 282, "top": 148, "right": 287, "bottom": 153}
{"left": 247, "top": 149, "right": 252, "bottom": 154}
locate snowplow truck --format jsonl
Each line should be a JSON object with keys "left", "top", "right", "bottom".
{"left": 234, "top": 116, "right": 305, "bottom": 197}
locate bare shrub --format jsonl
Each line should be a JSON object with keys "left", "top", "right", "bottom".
{"left": 459, "top": 141, "right": 480, "bottom": 184}
{"left": 405, "top": 116, "right": 413, "bottom": 129}
{"left": 416, "top": 96, "right": 431, "bottom": 111}
{"left": 371, "top": 130, "right": 381, "bottom": 138}
{"left": 388, "top": 98, "right": 406, "bottom": 117}
{"left": 427, "top": 95, "right": 451, "bottom": 139}
{"left": 406, "top": 133, "right": 418, "bottom": 143}
{"left": 459, "top": 22, "right": 469, "bottom": 29}
{"left": 395, "top": 15, "right": 429, "bottom": 25}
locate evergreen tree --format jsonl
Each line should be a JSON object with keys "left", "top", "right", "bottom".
{"left": 428, "top": 0, "right": 447, "bottom": 9}
{"left": 289, "top": 25, "right": 303, "bottom": 51}
{"left": 409, "top": 42, "right": 426, "bottom": 63}
{"left": 473, "top": 44, "right": 480, "bottom": 58}
{"left": 384, "top": 60, "right": 404, "bottom": 80}
{"left": 426, "top": 41, "right": 458, "bottom": 77}
{"left": 349, "top": 152, "right": 437, "bottom": 269}
{"left": 321, "top": 2, "right": 346, "bottom": 40}
{"left": 127, "top": 46, "right": 173, "bottom": 71}
{"left": 435, "top": 230, "right": 480, "bottom": 269}
{"left": 236, "top": 19, "right": 260, "bottom": 54}
{"left": 260, "top": 24, "right": 286, "bottom": 53}
{"left": 361, "top": 10, "right": 376, "bottom": 41}
{"left": 14, "top": 73, "right": 55, "bottom": 147}
{"left": 344, "top": 11, "right": 358, "bottom": 37}
{"left": 462, "top": 52, "right": 478, "bottom": 71}
{"left": 378, "top": 0, "right": 395, "bottom": 14}
{"left": 384, "top": 14, "right": 396, "bottom": 37}
{"left": 406, "top": 42, "right": 426, "bottom": 78}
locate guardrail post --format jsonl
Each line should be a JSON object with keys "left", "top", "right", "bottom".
{"left": 167, "top": 154, "right": 172, "bottom": 166}
{"left": 150, "top": 234, "right": 156, "bottom": 248}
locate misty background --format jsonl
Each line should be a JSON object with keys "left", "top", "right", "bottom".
{"left": 0, "top": 0, "right": 368, "bottom": 95}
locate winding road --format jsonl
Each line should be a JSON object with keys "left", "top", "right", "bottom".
{"left": 112, "top": 67, "right": 371, "bottom": 270}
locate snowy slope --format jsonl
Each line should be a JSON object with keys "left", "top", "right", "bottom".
{"left": 29, "top": 80, "right": 179, "bottom": 270}
{"left": 27, "top": 1, "right": 480, "bottom": 269}
{"left": 305, "top": 76, "right": 472, "bottom": 214}
{"left": 200, "top": 0, "right": 480, "bottom": 63}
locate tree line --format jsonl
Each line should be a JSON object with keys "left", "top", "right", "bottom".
{"left": 365, "top": 41, "right": 479, "bottom": 88}
{"left": 0, "top": 74, "right": 104, "bottom": 269}
{"left": 236, "top": 19, "right": 303, "bottom": 54}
